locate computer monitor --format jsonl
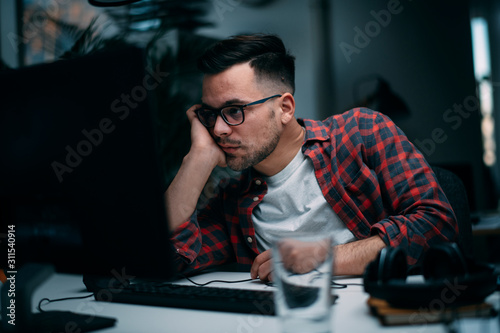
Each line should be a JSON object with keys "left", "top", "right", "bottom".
{"left": 0, "top": 45, "right": 175, "bottom": 281}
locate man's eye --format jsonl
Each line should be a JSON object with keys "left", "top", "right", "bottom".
{"left": 201, "top": 108, "right": 216, "bottom": 116}
{"left": 225, "top": 107, "right": 242, "bottom": 116}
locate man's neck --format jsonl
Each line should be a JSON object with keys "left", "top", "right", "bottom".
{"left": 253, "top": 119, "right": 304, "bottom": 176}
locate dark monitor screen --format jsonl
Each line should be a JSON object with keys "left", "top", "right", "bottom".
{"left": 0, "top": 46, "right": 175, "bottom": 281}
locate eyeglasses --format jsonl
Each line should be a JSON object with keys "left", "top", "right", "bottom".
{"left": 195, "top": 94, "right": 282, "bottom": 128}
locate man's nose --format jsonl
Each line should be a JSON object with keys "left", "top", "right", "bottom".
{"left": 213, "top": 114, "right": 232, "bottom": 137}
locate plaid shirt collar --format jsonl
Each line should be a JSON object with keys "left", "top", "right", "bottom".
{"left": 299, "top": 118, "right": 330, "bottom": 143}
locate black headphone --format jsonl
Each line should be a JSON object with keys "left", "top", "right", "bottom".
{"left": 363, "top": 243, "right": 497, "bottom": 308}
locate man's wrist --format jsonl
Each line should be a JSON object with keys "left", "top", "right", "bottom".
{"left": 185, "top": 146, "right": 220, "bottom": 170}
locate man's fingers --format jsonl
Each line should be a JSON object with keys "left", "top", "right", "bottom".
{"left": 257, "top": 260, "right": 273, "bottom": 282}
{"left": 250, "top": 249, "right": 272, "bottom": 280}
{"left": 186, "top": 104, "right": 202, "bottom": 123}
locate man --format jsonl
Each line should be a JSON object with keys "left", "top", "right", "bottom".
{"left": 166, "top": 34, "right": 457, "bottom": 281}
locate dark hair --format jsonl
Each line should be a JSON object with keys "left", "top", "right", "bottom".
{"left": 197, "top": 34, "right": 295, "bottom": 94}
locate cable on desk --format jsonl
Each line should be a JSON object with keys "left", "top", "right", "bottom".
{"left": 264, "top": 280, "right": 363, "bottom": 289}
{"left": 181, "top": 274, "right": 257, "bottom": 287}
{"left": 37, "top": 294, "right": 94, "bottom": 312}
{"left": 331, "top": 281, "right": 364, "bottom": 289}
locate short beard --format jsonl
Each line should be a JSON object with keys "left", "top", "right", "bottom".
{"left": 226, "top": 132, "right": 280, "bottom": 171}
{"left": 226, "top": 110, "right": 280, "bottom": 171}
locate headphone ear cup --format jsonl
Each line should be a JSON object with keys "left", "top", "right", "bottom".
{"left": 365, "top": 243, "right": 498, "bottom": 308}
{"left": 363, "top": 246, "right": 408, "bottom": 290}
{"left": 381, "top": 246, "right": 408, "bottom": 282}
{"left": 363, "top": 251, "right": 381, "bottom": 285}
{"left": 422, "top": 242, "right": 468, "bottom": 280}
{"left": 363, "top": 247, "right": 385, "bottom": 294}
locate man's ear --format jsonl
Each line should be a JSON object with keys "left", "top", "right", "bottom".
{"left": 280, "top": 93, "right": 295, "bottom": 124}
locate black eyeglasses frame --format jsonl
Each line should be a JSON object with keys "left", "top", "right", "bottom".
{"left": 195, "top": 94, "right": 282, "bottom": 128}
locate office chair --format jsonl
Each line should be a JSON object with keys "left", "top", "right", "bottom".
{"left": 431, "top": 166, "right": 473, "bottom": 258}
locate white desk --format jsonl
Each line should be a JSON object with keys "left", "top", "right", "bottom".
{"left": 6, "top": 272, "right": 499, "bottom": 333}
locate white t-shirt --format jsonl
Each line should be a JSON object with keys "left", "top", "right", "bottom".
{"left": 252, "top": 148, "right": 356, "bottom": 252}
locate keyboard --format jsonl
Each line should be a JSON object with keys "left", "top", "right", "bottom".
{"left": 93, "top": 281, "right": 277, "bottom": 315}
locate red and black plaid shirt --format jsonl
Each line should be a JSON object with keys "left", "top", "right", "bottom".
{"left": 171, "top": 108, "right": 458, "bottom": 274}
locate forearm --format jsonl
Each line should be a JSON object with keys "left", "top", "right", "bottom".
{"left": 367, "top": 112, "right": 457, "bottom": 264}
{"left": 165, "top": 149, "right": 218, "bottom": 230}
{"left": 333, "top": 235, "right": 385, "bottom": 276}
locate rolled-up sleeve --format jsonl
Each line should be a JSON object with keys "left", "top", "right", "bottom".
{"left": 170, "top": 193, "right": 234, "bottom": 275}
{"left": 359, "top": 110, "right": 458, "bottom": 264}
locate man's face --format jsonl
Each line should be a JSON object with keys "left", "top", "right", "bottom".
{"left": 201, "top": 63, "right": 282, "bottom": 171}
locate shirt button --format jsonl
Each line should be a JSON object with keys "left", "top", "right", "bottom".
{"left": 247, "top": 237, "right": 253, "bottom": 243}
{"left": 255, "top": 179, "right": 262, "bottom": 186}
{"left": 253, "top": 196, "right": 259, "bottom": 202}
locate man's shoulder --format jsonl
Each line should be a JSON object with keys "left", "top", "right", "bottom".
{"left": 328, "top": 108, "right": 387, "bottom": 124}
{"left": 299, "top": 108, "right": 387, "bottom": 135}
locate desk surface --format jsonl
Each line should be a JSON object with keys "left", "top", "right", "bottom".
{"left": 5, "top": 272, "right": 499, "bottom": 333}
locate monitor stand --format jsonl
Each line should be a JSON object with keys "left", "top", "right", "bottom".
{"left": 1, "top": 263, "right": 116, "bottom": 333}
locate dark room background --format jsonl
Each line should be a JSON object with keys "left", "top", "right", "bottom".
{"left": 1, "top": 0, "right": 499, "bottom": 215}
